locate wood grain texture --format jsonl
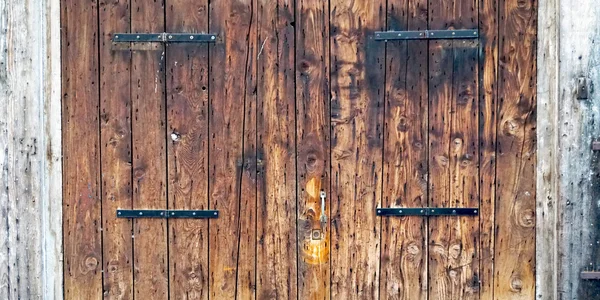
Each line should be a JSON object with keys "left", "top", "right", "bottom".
{"left": 209, "top": 0, "right": 258, "bottom": 298}
{"left": 61, "top": 0, "right": 102, "bottom": 297}
{"left": 380, "top": 0, "right": 428, "bottom": 299}
{"left": 166, "top": 1, "right": 210, "bottom": 299}
{"left": 494, "top": 0, "right": 537, "bottom": 298}
{"left": 131, "top": 0, "right": 168, "bottom": 298}
{"left": 256, "top": 1, "right": 298, "bottom": 298}
{"left": 296, "top": 0, "right": 331, "bottom": 299}
{"left": 428, "top": 0, "right": 479, "bottom": 298}
{"left": 0, "top": 0, "right": 62, "bottom": 297}
{"left": 478, "top": 0, "right": 499, "bottom": 298}
{"left": 536, "top": 0, "right": 558, "bottom": 299}
{"left": 555, "top": 0, "right": 600, "bottom": 298}
{"left": 99, "top": 0, "right": 133, "bottom": 298}
{"left": 330, "top": 1, "right": 384, "bottom": 299}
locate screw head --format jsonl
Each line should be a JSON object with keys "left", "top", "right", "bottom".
{"left": 136, "top": 35, "right": 140, "bottom": 39}
{"left": 139, "top": 212, "right": 143, "bottom": 215}
{"left": 377, "top": 210, "right": 381, "bottom": 214}
{"left": 169, "top": 35, "right": 173, "bottom": 39}
{"left": 214, "top": 212, "right": 218, "bottom": 215}
{"left": 211, "top": 35, "right": 216, "bottom": 40}
{"left": 190, "top": 35, "right": 194, "bottom": 39}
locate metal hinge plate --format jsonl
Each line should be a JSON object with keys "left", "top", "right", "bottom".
{"left": 112, "top": 33, "right": 217, "bottom": 43}
{"left": 376, "top": 207, "right": 478, "bottom": 216}
{"left": 117, "top": 209, "right": 219, "bottom": 219}
{"left": 581, "top": 271, "right": 600, "bottom": 280}
{"left": 374, "top": 29, "right": 479, "bottom": 41}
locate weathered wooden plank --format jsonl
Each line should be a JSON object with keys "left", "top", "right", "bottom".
{"left": 98, "top": 0, "right": 133, "bottom": 298}
{"left": 380, "top": 0, "right": 428, "bottom": 299}
{"left": 555, "top": 0, "right": 600, "bottom": 298}
{"left": 494, "top": 0, "right": 537, "bottom": 298}
{"left": 165, "top": 1, "right": 210, "bottom": 299}
{"left": 61, "top": 0, "right": 102, "bottom": 297}
{"left": 428, "top": 0, "right": 479, "bottom": 298}
{"left": 130, "top": 1, "right": 168, "bottom": 298}
{"left": 330, "top": 0, "right": 384, "bottom": 299}
{"left": 0, "top": 0, "right": 62, "bottom": 298}
{"left": 536, "top": 0, "right": 558, "bottom": 298}
{"left": 209, "top": 0, "right": 257, "bottom": 298}
{"left": 256, "top": 1, "right": 297, "bottom": 298}
{"left": 479, "top": 0, "right": 499, "bottom": 298}
{"left": 296, "top": 0, "right": 331, "bottom": 298}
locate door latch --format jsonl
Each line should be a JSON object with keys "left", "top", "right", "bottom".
{"left": 319, "top": 191, "right": 327, "bottom": 227}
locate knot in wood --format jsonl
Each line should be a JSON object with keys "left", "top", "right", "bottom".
{"left": 84, "top": 256, "right": 99, "bottom": 272}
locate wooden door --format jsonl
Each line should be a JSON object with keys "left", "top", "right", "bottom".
{"left": 62, "top": 0, "right": 537, "bottom": 299}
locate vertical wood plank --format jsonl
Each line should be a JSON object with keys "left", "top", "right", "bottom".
{"left": 535, "top": 0, "right": 558, "bottom": 297}
{"left": 130, "top": 0, "right": 168, "bottom": 298}
{"left": 209, "top": 0, "right": 258, "bottom": 298}
{"left": 330, "top": 0, "right": 384, "bottom": 299}
{"left": 296, "top": 0, "right": 331, "bottom": 299}
{"left": 428, "top": 0, "right": 479, "bottom": 298}
{"left": 494, "top": 0, "right": 537, "bottom": 298}
{"left": 256, "top": 0, "right": 297, "bottom": 298}
{"left": 165, "top": 1, "right": 210, "bottom": 299}
{"left": 478, "top": 0, "right": 499, "bottom": 300}
{"left": 1, "top": 0, "right": 63, "bottom": 297}
{"left": 479, "top": 0, "right": 499, "bottom": 298}
{"left": 61, "top": 0, "right": 102, "bottom": 297}
{"left": 380, "top": 0, "right": 428, "bottom": 299}
{"left": 99, "top": 0, "right": 133, "bottom": 298}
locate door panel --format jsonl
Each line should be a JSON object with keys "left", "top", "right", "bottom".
{"left": 63, "top": 0, "right": 537, "bottom": 299}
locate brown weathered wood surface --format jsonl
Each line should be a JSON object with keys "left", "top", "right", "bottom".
{"left": 428, "top": 1, "right": 479, "bottom": 299}
{"left": 209, "top": 0, "right": 257, "bottom": 298}
{"left": 330, "top": 1, "right": 384, "bottom": 299}
{"left": 494, "top": 0, "right": 537, "bottom": 298}
{"left": 130, "top": 0, "right": 169, "bottom": 298}
{"left": 166, "top": 1, "right": 210, "bottom": 299}
{"left": 62, "top": 0, "right": 102, "bottom": 298}
{"left": 296, "top": 0, "right": 331, "bottom": 299}
{"left": 478, "top": 0, "right": 499, "bottom": 298}
{"left": 99, "top": 0, "right": 133, "bottom": 298}
{"left": 60, "top": 0, "right": 539, "bottom": 299}
{"left": 256, "top": 1, "right": 298, "bottom": 298}
{"left": 380, "top": 0, "right": 428, "bottom": 299}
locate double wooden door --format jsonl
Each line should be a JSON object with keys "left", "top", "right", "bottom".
{"left": 63, "top": 0, "right": 537, "bottom": 298}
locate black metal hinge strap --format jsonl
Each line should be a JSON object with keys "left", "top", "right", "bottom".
{"left": 112, "top": 33, "right": 217, "bottom": 43}
{"left": 117, "top": 209, "right": 219, "bottom": 219}
{"left": 374, "top": 29, "right": 479, "bottom": 41}
{"left": 376, "top": 207, "right": 478, "bottom": 216}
